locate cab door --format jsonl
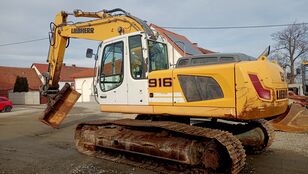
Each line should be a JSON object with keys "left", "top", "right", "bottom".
{"left": 96, "top": 38, "right": 127, "bottom": 105}
{"left": 127, "top": 35, "right": 148, "bottom": 105}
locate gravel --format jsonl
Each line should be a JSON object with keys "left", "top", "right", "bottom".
{"left": 271, "top": 131, "right": 308, "bottom": 157}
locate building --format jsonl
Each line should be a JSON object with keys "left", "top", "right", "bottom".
{"left": 71, "top": 69, "right": 96, "bottom": 102}
{"left": 0, "top": 66, "right": 42, "bottom": 103}
{"left": 197, "top": 46, "right": 215, "bottom": 54}
{"left": 31, "top": 63, "right": 96, "bottom": 103}
{"left": 150, "top": 24, "right": 214, "bottom": 66}
{"left": 31, "top": 63, "right": 93, "bottom": 90}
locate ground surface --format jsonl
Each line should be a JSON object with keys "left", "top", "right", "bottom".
{"left": 0, "top": 103, "right": 308, "bottom": 174}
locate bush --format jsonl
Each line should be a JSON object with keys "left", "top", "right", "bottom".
{"left": 13, "top": 76, "right": 29, "bottom": 92}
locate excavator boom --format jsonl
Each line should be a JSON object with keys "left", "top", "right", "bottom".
{"left": 40, "top": 9, "right": 154, "bottom": 127}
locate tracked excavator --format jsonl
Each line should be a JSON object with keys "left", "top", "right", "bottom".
{"left": 40, "top": 8, "right": 290, "bottom": 174}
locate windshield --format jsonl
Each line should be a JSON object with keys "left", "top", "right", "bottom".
{"left": 148, "top": 40, "right": 168, "bottom": 71}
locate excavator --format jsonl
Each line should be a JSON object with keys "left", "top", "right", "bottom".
{"left": 40, "top": 8, "right": 291, "bottom": 174}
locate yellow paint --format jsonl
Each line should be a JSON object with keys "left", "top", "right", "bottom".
{"left": 148, "top": 63, "right": 235, "bottom": 108}
{"left": 302, "top": 61, "right": 308, "bottom": 65}
{"left": 172, "top": 63, "right": 235, "bottom": 107}
{"left": 146, "top": 56, "right": 288, "bottom": 120}
{"left": 47, "top": 12, "right": 68, "bottom": 87}
{"left": 153, "top": 106, "right": 236, "bottom": 119}
{"left": 100, "top": 104, "right": 235, "bottom": 119}
{"left": 235, "top": 58, "right": 288, "bottom": 119}
{"left": 59, "top": 16, "right": 144, "bottom": 41}
{"left": 148, "top": 69, "right": 173, "bottom": 106}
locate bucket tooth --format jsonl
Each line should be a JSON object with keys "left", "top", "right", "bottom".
{"left": 40, "top": 83, "right": 81, "bottom": 128}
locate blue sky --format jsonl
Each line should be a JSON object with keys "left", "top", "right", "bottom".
{"left": 0, "top": 0, "right": 307, "bottom": 67}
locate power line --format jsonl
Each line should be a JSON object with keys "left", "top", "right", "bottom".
{"left": 0, "top": 37, "right": 48, "bottom": 47}
{"left": 0, "top": 22, "right": 307, "bottom": 47}
{"left": 162, "top": 22, "right": 308, "bottom": 30}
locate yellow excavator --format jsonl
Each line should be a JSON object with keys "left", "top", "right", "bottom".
{"left": 40, "top": 8, "right": 292, "bottom": 174}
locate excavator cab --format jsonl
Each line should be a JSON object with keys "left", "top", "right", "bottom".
{"left": 95, "top": 33, "right": 168, "bottom": 109}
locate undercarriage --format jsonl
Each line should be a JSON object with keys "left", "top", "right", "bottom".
{"left": 75, "top": 119, "right": 247, "bottom": 174}
{"left": 74, "top": 116, "right": 273, "bottom": 174}
{"left": 193, "top": 119, "right": 274, "bottom": 154}
{"left": 136, "top": 115, "right": 274, "bottom": 154}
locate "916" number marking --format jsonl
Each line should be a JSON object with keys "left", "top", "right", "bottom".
{"left": 149, "top": 78, "right": 172, "bottom": 87}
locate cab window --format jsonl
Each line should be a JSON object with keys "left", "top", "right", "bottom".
{"left": 148, "top": 40, "right": 168, "bottom": 71}
{"left": 177, "top": 58, "right": 189, "bottom": 67}
{"left": 129, "top": 35, "right": 146, "bottom": 79}
{"left": 100, "top": 41, "right": 124, "bottom": 91}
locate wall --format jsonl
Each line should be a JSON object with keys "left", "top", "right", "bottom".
{"left": 59, "top": 82, "right": 74, "bottom": 90}
{"left": 0, "top": 90, "right": 8, "bottom": 98}
{"left": 74, "top": 77, "right": 94, "bottom": 102}
{"left": 8, "top": 91, "right": 40, "bottom": 104}
{"left": 166, "top": 41, "right": 183, "bottom": 68}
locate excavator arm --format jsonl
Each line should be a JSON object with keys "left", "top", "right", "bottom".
{"left": 40, "top": 8, "right": 154, "bottom": 128}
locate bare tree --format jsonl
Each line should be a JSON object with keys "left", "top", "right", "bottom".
{"left": 271, "top": 23, "right": 308, "bottom": 83}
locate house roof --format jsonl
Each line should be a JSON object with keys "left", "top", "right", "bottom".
{"left": 31, "top": 63, "right": 93, "bottom": 81}
{"left": 197, "top": 47, "right": 215, "bottom": 54}
{"left": 0, "top": 66, "right": 41, "bottom": 91}
{"left": 71, "top": 60, "right": 123, "bottom": 79}
{"left": 70, "top": 68, "right": 96, "bottom": 78}
{"left": 150, "top": 24, "right": 212, "bottom": 56}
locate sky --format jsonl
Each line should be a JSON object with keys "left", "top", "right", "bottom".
{"left": 0, "top": 0, "right": 307, "bottom": 68}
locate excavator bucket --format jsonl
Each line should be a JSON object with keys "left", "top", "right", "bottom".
{"left": 40, "top": 83, "right": 81, "bottom": 128}
{"left": 270, "top": 103, "right": 308, "bottom": 132}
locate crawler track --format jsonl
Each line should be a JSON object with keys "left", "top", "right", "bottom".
{"left": 75, "top": 119, "right": 246, "bottom": 174}
{"left": 194, "top": 119, "right": 274, "bottom": 154}
{"left": 246, "top": 119, "right": 274, "bottom": 154}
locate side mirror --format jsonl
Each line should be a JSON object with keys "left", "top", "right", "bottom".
{"left": 86, "top": 48, "right": 94, "bottom": 58}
